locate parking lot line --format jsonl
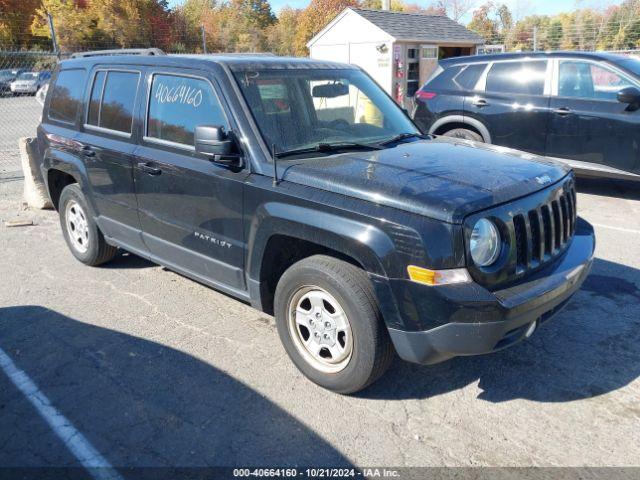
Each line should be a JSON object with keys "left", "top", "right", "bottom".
{"left": 0, "top": 347, "right": 123, "bottom": 480}
{"left": 591, "top": 223, "right": 640, "bottom": 235}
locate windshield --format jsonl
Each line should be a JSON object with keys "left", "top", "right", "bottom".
{"left": 617, "top": 56, "right": 640, "bottom": 77}
{"left": 0, "top": 70, "right": 15, "bottom": 80}
{"left": 232, "top": 68, "right": 419, "bottom": 155}
{"left": 17, "top": 72, "right": 38, "bottom": 81}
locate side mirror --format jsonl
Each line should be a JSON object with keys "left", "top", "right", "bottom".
{"left": 617, "top": 87, "right": 640, "bottom": 109}
{"left": 194, "top": 125, "right": 242, "bottom": 166}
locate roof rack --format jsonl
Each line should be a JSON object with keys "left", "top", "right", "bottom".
{"left": 70, "top": 48, "right": 166, "bottom": 59}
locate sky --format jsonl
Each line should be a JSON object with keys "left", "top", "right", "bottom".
{"left": 167, "top": 0, "right": 623, "bottom": 18}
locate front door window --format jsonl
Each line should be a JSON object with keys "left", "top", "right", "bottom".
{"left": 557, "top": 61, "right": 635, "bottom": 101}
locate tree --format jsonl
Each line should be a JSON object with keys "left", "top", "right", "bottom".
{"left": 546, "top": 19, "right": 563, "bottom": 50}
{"left": 293, "top": 0, "right": 359, "bottom": 55}
{"left": 0, "top": 0, "right": 41, "bottom": 48}
{"left": 31, "top": 0, "right": 98, "bottom": 50}
{"left": 436, "top": 0, "right": 473, "bottom": 22}
{"left": 266, "top": 6, "right": 302, "bottom": 55}
{"left": 467, "top": 3, "right": 499, "bottom": 43}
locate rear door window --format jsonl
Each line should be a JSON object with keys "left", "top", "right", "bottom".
{"left": 485, "top": 61, "right": 547, "bottom": 95}
{"left": 86, "top": 70, "right": 140, "bottom": 134}
{"left": 146, "top": 73, "right": 228, "bottom": 146}
{"left": 49, "top": 69, "right": 87, "bottom": 124}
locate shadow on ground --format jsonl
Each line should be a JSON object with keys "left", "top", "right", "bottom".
{"left": 361, "top": 257, "right": 640, "bottom": 402}
{"left": 0, "top": 306, "right": 351, "bottom": 469}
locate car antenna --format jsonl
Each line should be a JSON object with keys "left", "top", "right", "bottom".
{"left": 272, "top": 143, "right": 279, "bottom": 186}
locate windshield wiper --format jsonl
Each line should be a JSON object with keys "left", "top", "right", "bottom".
{"left": 378, "top": 132, "right": 426, "bottom": 147}
{"left": 274, "top": 142, "right": 382, "bottom": 159}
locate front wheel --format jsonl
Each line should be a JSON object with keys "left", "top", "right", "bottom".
{"left": 274, "top": 255, "right": 394, "bottom": 394}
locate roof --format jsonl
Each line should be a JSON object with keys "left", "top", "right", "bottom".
{"left": 60, "top": 54, "right": 357, "bottom": 72}
{"left": 349, "top": 8, "right": 484, "bottom": 44}
{"left": 440, "top": 50, "right": 637, "bottom": 65}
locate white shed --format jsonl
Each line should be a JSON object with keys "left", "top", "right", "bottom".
{"left": 307, "top": 8, "right": 484, "bottom": 107}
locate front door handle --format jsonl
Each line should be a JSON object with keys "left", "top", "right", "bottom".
{"left": 472, "top": 98, "right": 489, "bottom": 107}
{"left": 138, "top": 162, "right": 162, "bottom": 176}
{"left": 81, "top": 145, "right": 95, "bottom": 157}
{"left": 553, "top": 107, "right": 572, "bottom": 116}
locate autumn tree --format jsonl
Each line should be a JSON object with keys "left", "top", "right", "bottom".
{"left": 0, "top": 0, "right": 41, "bottom": 47}
{"left": 468, "top": 3, "right": 499, "bottom": 43}
{"left": 266, "top": 6, "right": 302, "bottom": 55}
{"left": 293, "top": 0, "right": 359, "bottom": 55}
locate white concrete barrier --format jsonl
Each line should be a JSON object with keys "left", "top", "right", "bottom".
{"left": 19, "top": 136, "right": 52, "bottom": 210}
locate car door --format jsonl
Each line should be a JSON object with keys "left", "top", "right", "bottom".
{"left": 465, "top": 59, "right": 550, "bottom": 155}
{"left": 546, "top": 58, "right": 640, "bottom": 174}
{"left": 75, "top": 67, "right": 147, "bottom": 253}
{"left": 134, "top": 69, "right": 248, "bottom": 293}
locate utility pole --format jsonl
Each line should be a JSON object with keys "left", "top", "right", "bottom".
{"left": 47, "top": 13, "right": 60, "bottom": 58}
{"left": 533, "top": 26, "right": 538, "bottom": 52}
{"left": 201, "top": 24, "right": 207, "bottom": 54}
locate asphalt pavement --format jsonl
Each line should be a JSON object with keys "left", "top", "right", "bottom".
{"left": 0, "top": 173, "right": 639, "bottom": 472}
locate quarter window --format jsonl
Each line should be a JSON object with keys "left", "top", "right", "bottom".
{"left": 147, "top": 74, "right": 228, "bottom": 146}
{"left": 49, "top": 69, "right": 86, "bottom": 124}
{"left": 558, "top": 61, "right": 635, "bottom": 101}
{"left": 485, "top": 61, "right": 547, "bottom": 95}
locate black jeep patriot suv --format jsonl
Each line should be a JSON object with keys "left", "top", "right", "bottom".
{"left": 38, "top": 50, "right": 595, "bottom": 394}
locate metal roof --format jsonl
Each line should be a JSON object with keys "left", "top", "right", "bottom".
{"left": 439, "top": 50, "right": 639, "bottom": 65}
{"left": 351, "top": 8, "right": 484, "bottom": 44}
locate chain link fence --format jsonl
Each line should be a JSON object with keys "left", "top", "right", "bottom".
{"left": 0, "top": 50, "right": 57, "bottom": 179}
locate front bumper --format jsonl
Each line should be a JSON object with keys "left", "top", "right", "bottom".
{"left": 387, "top": 218, "right": 595, "bottom": 365}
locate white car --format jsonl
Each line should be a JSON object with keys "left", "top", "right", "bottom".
{"left": 11, "top": 71, "right": 51, "bottom": 95}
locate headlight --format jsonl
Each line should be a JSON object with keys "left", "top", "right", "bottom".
{"left": 470, "top": 218, "right": 500, "bottom": 267}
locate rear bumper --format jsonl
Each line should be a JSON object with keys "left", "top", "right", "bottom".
{"left": 388, "top": 218, "right": 595, "bottom": 365}
{"left": 11, "top": 84, "right": 37, "bottom": 93}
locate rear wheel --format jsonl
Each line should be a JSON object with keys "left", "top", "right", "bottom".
{"left": 59, "top": 184, "right": 117, "bottom": 266}
{"left": 274, "top": 255, "right": 394, "bottom": 394}
{"left": 443, "top": 128, "right": 484, "bottom": 142}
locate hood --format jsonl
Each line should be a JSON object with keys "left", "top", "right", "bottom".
{"left": 279, "top": 137, "right": 570, "bottom": 224}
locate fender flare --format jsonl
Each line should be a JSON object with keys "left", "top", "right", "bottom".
{"left": 42, "top": 147, "right": 97, "bottom": 214}
{"left": 428, "top": 115, "right": 492, "bottom": 143}
{"left": 247, "top": 202, "right": 397, "bottom": 282}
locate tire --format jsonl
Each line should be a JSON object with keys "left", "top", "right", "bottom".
{"left": 443, "top": 128, "right": 484, "bottom": 142}
{"left": 274, "top": 255, "right": 394, "bottom": 394}
{"left": 58, "top": 184, "right": 117, "bottom": 266}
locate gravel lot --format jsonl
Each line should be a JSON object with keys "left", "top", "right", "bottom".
{"left": 0, "top": 173, "right": 639, "bottom": 472}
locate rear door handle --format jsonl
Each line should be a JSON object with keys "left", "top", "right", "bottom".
{"left": 138, "top": 162, "right": 162, "bottom": 176}
{"left": 553, "top": 107, "right": 572, "bottom": 116}
{"left": 472, "top": 98, "right": 489, "bottom": 107}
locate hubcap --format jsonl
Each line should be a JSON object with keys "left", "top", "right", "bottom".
{"left": 287, "top": 286, "right": 353, "bottom": 373}
{"left": 65, "top": 200, "right": 90, "bottom": 253}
